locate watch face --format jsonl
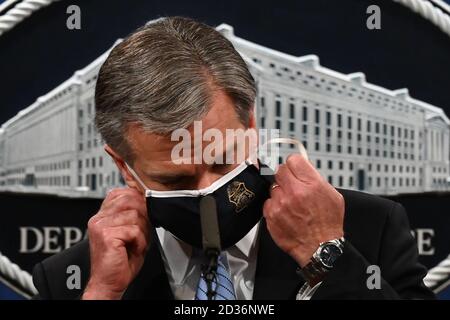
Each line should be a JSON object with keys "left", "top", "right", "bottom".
{"left": 319, "top": 244, "right": 342, "bottom": 268}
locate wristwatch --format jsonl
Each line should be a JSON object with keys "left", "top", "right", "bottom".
{"left": 298, "top": 237, "right": 345, "bottom": 287}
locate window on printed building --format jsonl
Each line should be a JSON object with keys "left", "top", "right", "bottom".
{"left": 275, "top": 120, "right": 281, "bottom": 130}
{"left": 290, "top": 103, "right": 295, "bottom": 119}
{"left": 326, "top": 112, "right": 331, "bottom": 126}
{"left": 315, "top": 109, "right": 320, "bottom": 124}
{"left": 302, "top": 106, "right": 308, "bottom": 121}
{"left": 276, "top": 100, "right": 281, "bottom": 117}
{"left": 289, "top": 122, "right": 295, "bottom": 132}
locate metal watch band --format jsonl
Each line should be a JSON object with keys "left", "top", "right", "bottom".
{"left": 298, "top": 237, "right": 345, "bottom": 287}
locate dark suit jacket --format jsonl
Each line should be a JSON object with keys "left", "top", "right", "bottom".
{"left": 32, "top": 189, "right": 435, "bottom": 299}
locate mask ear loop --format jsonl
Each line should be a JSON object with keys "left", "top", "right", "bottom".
{"left": 260, "top": 137, "right": 309, "bottom": 161}
{"left": 125, "top": 163, "right": 150, "bottom": 192}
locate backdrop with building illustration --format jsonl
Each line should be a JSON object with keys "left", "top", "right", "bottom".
{"left": 0, "top": 0, "right": 449, "bottom": 300}
{"left": 1, "top": 24, "right": 449, "bottom": 198}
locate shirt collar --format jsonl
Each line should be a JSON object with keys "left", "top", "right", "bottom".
{"left": 156, "top": 222, "right": 260, "bottom": 285}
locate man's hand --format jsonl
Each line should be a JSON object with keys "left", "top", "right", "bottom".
{"left": 263, "top": 154, "right": 345, "bottom": 267}
{"left": 82, "top": 188, "right": 150, "bottom": 300}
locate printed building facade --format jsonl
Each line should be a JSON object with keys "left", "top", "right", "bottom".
{"left": 0, "top": 24, "right": 449, "bottom": 197}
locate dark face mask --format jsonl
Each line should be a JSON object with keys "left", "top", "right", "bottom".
{"left": 127, "top": 160, "right": 273, "bottom": 249}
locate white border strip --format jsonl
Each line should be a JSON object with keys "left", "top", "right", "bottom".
{"left": 0, "top": 0, "right": 60, "bottom": 37}
{"left": 0, "top": 0, "right": 449, "bottom": 39}
{"left": 424, "top": 254, "right": 450, "bottom": 291}
{"left": 393, "top": 0, "right": 450, "bottom": 37}
{"left": 0, "top": 251, "right": 37, "bottom": 297}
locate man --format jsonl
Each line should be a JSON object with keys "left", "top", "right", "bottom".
{"left": 32, "top": 16, "right": 434, "bottom": 300}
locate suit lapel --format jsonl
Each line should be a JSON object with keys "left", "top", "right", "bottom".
{"left": 253, "top": 219, "right": 304, "bottom": 300}
{"left": 122, "top": 228, "right": 174, "bottom": 300}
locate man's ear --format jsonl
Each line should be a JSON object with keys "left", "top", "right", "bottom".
{"left": 248, "top": 107, "right": 256, "bottom": 129}
{"left": 104, "top": 145, "right": 141, "bottom": 191}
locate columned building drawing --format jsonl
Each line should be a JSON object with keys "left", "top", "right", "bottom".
{"left": 0, "top": 24, "right": 449, "bottom": 198}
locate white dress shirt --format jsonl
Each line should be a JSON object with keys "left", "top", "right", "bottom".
{"left": 155, "top": 222, "right": 318, "bottom": 300}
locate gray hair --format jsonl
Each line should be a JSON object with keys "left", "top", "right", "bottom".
{"left": 95, "top": 16, "right": 256, "bottom": 162}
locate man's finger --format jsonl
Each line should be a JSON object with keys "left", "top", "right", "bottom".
{"left": 95, "top": 210, "right": 150, "bottom": 230}
{"left": 102, "top": 188, "right": 142, "bottom": 209}
{"left": 274, "top": 164, "right": 298, "bottom": 191}
{"left": 101, "top": 193, "right": 147, "bottom": 217}
{"left": 285, "top": 154, "right": 319, "bottom": 181}
{"left": 105, "top": 225, "right": 149, "bottom": 254}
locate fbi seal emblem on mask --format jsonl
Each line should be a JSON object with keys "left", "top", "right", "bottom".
{"left": 227, "top": 181, "right": 255, "bottom": 213}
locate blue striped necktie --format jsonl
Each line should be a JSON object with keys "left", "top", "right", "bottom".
{"left": 195, "top": 253, "right": 236, "bottom": 300}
